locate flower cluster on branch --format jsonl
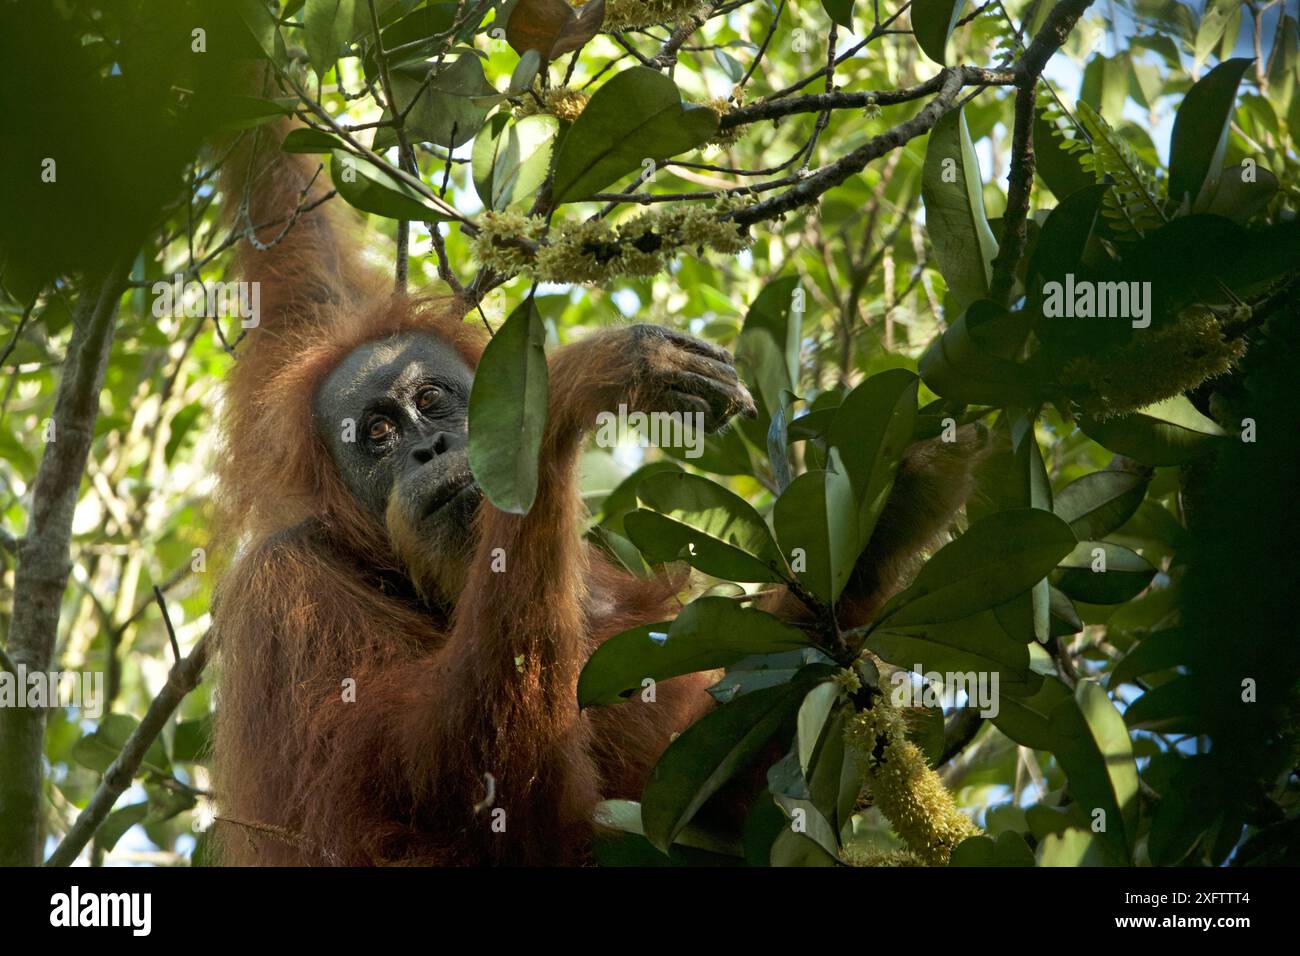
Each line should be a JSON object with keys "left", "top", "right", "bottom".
{"left": 472, "top": 195, "right": 756, "bottom": 283}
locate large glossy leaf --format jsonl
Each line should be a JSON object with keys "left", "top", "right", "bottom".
{"left": 919, "top": 301, "right": 1042, "bottom": 406}
{"left": 1052, "top": 467, "right": 1150, "bottom": 540}
{"left": 577, "top": 597, "right": 811, "bottom": 708}
{"left": 1036, "top": 827, "right": 1112, "bottom": 866}
{"left": 472, "top": 112, "right": 560, "bottom": 211}
{"left": 868, "top": 608, "right": 1037, "bottom": 695}
{"left": 826, "top": 369, "right": 917, "bottom": 549}
{"left": 1080, "top": 396, "right": 1226, "bottom": 466}
{"left": 626, "top": 471, "right": 785, "bottom": 582}
{"left": 237, "top": 0, "right": 283, "bottom": 61}
{"left": 330, "top": 150, "right": 451, "bottom": 221}
{"left": 1109, "top": 628, "right": 1183, "bottom": 688}
{"left": 950, "top": 831, "right": 1035, "bottom": 866}
{"left": 1168, "top": 58, "right": 1252, "bottom": 209}
{"left": 304, "top": 0, "right": 357, "bottom": 77}
{"left": 1027, "top": 183, "right": 1109, "bottom": 302}
{"left": 281, "top": 127, "right": 347, "bottom": 153}
{"left": 467, "top": 297, "right": 549, "bottom": 514}
{"left": 378, "top": 56, "right": 494, "bottom": 149}
{"left": 1053, "top": 540, "right": 1156, "bottom": 604}
{"left": 921, "top": 106, "right": 999, "bottom": 311}
{"left": 912, "top": 0, "right": 965, "bottom": 65}
{"left": 773, "top": 449, "right": 858, "bottom": 604}
{"left": 596, "top": 460, "right": 681, "bottom": 536}
{"left": 991, "top": 676, "right": 1072, "bottom": 749}
{"left": 550, "top": 67, "right": 718, "bottom": 203}
{"left": 641, "top": 666, "right": 833, "bottom": 852}
{"left": 876, "top": 508, "right": 1077, "bottom": 628}
{"left": 1123, "top": 675, "right": 1206, "bottom": 733}
{"left": 1203, "top": 159, "right": 1279, "bottom": 223}
{"left": 1048, "top": 680, "right": 1139, "bottom": 863}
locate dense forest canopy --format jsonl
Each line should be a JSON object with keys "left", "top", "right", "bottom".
{"left": 0, "top": 0, "right": 1298, "bottom": 867}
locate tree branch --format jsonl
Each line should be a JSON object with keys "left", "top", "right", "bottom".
{"left": 45, "top": 632, "right": 211, "bottom": 867}
{"left": 0, "top": 261, "right": 131, "bottom": 865}
{"left": 727, "top": 67, "right": 973, "bottom": 228}
{"left": 989, "top": 0, "right": 1096, "bottom": 303}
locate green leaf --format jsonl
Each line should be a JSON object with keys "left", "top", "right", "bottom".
{"left": 1027, "top": 183, "right": 1109, "bottom": 299}
{"left": 1076, "top": 101, "right": 1164, "bottom": 236}
{"left": 1052, "top": 467, "right": 1150, "bottom": 540}
{"left": 949, "top": 831, "right": 1035, "bottom": 866}
{"left": 281, "top": 127, "right": 347, "bottom": 154}
{"left": 991, "top": 676, "right": 1072, "bottom": 749}
{"left": 304, "top": 0, "right": 358, "bottom": 77}
{"left": 773, "top": 448, "right": 858, "bottom": 604}
{"left": 919, "top": 301, "right": 1042, "bottom": 407}
{"left": 164, "top": 403, "right": 203, "bottom": 465}
{"left": 708, "top": 648, "right": 834, "bottom": 704}
{"left": 826, "top": 368, "right": 918, "bottom": 549}
{"left": 593, "top": 799, "right": 745, "bottom": 858}
{"left": 98, "top": 802, "right": 150, "bottom": 853}
{"left": 1123, "top": 675, "right": 1205, "bottom": 733}
{"left": 1032, "top": 106, "right": 1093, "bottom": 201}
{"left": 577, "top": 597, "right": 811, "bottom": 707}
{"left": 171, "top": 716, "right": 212, "bottom": 763}
{"left": 71, "top": 714, "right": 170, "bottom": 777}
{"left": 194, "top": 94, "right": 295, "bottom": 132}
{"left": 1169, "top": 58, "right": 1253, "bottom": 210}
{"left": 1036, "top": 826, "right": 1112, "bottom": 866}
{"left": 821, "top": 0, "right": 855, "bottom": 29}
{"left": 1109, "top": 628, "right": 1183, "bottom": 689}
{"left": 1194, "top": 0, "right": 1244, "bottom": 72}
{"left": 550, "top": 67, "right": 718, "bottom": 203}
{"left": 237, "top": 0, "right": 283, "bottom": 61}
{"left": 1080, "top": 396, "right": 1226, "bottom": 466}
{"left": 596, "top": 461, "right": 680, "bottom": 537}
{"left": 921, "top": 105, "right": 999, "bottom": 311}
{"left": 868, "top": 608, "right": 1037, "bottom": 694}
{"left": 626, "top": 471, "right": 785, "bottom": 582}
{"left": 467, "top": 297, "right": 549, "bottom": 514}
{"left": 714, "top": 48, "right": 744, "bottom": 82}
{"left": 1053, "top": 540, "right": 1156, "bottom": 604}
{"left": 361, "top": 2, "right": 459, "bottom": 73}
{"left": 642, "top": 667, "right": 832, "bottom": 853}
{"left": 378, "top": 56, "right": 494, "bottom": 149}
{"left": 1203, "top": 161, "right": 1279, "bottom": 223}
{"left": 1048, "top": 680, "right": 1139, "bottom": 863}
{"left": 330, "top": 150, "right": 450, "bottom": 221}
{"left": 912, "top": 0, "right": 966, "bottom": 65}
{"left": 472, "top": 113, "right": 560, "bottom": 211}
{"left": 766, "top": 389, "right": 796, "bottom": 492}
{"left": 876, "top": 508, "right": 1077, "bottom": 628}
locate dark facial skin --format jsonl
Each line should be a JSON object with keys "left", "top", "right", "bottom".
{"left": 314, "top": 332, "right": 480, "bottom": 532}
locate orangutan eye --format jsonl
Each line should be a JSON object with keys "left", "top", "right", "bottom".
{"left": 415, "top": 386, "right": 443, "bottom": 414}
{"left": 366, "top": 416, "right": 395, "bottom": 441}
